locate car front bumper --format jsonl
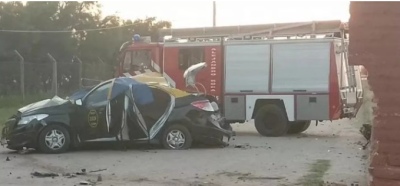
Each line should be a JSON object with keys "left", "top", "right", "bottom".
{"left": 1, "top": 117, "right": 44, "bottom": 150}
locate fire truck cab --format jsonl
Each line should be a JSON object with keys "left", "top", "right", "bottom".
{"left": 117, "top": 20, "right": 364, "bottom": 137}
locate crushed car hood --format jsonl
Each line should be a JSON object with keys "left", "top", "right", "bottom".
{"left": 183, "top": 62, "right": 207, "bottom": 87}
{"left": 18, "top": 96, "right": 72, "bottom": 116}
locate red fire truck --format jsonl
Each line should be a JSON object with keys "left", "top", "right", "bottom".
{"left": 116, "top": 20, "right": 364, "bottom": 137}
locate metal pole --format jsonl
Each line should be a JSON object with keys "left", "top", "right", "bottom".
{"left": 74, "top": 56, "right": 83, "bottom": 89}
{"left": 97, "top": 57, "right": 105, "bottom": 64}
{"left": 14, "top": 50, "right": 24, "bottom": 101}
{"left": 47, "top": 53, "right": 58, "bottom": 96}
{"left": 213, "top": 1, "right": 216, "bottom": 27}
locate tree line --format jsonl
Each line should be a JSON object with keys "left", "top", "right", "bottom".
{"left": 0, "top": 1, "right": 171, "bottom": 65}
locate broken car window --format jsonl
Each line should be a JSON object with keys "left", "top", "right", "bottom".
{"left": 85, "top": 82, "right": 112, "bottom": 108}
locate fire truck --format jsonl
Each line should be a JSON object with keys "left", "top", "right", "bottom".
{"left": 116, "top": 20, "right": 364, "bottom": 137}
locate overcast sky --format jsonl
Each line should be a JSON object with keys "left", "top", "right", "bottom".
{"left": 101, "top": 0, "right": 350, "bottom": 28}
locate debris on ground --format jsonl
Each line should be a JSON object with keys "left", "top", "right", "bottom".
{"left": 62, "top": 173, "right": 77, "bottom": 178}
{"left": 17, "top": 148, "right": 30, "bottom": 154}
{"left": 97, "top": 174, "right": 102, "bottom": 182}
{"left": 31, "top": 171, "right": 59, "bottom": 178}
{"left": 76, "top": 171, "right": 86, "bottom": 175}
{"left": 79, "top": 180, "right": 91, "bottom": 185}
{"left": 6, "top": 156, "right": 10, "bottom": 161}
{"left": 234, "top": 143, "right": 251, "bottom": 149}
{"left": 238, "top": 176, "right": 285, "bottom": 180}
{"left": 89, "top": 168, "right": 107, "bottom": 173}
{"left": 59, "top": 168, "right": 107, "bottom": 179}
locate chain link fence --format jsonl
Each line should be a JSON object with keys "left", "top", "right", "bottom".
{"left": 0, "top": 52, "right": 114, "bottom": 98}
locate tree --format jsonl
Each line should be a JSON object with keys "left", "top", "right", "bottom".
{"left": 0, "top": 1, "right": 172, "bottom": 95}
{"left": 0, "top": 1, "right": 172, "bottom": 64}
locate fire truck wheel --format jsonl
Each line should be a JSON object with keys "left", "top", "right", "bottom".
{"left": 287, "top": 121, "right": 311, "bottom": 134}
{"left": 254, "top": 104, "right": 289, "bottom": 137}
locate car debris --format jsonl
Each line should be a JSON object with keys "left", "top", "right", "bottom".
{"left": 97, "top": 174, "right": 102, "bottom": 182}
{"left": 234, "top": 143, "right": 251, "bottom": 149}
{"left": 89, "top": 168, "right": 107, "bottom": 173}
{"left": 31, "top": 171, "right": 58, "bottom": 178}
{"left": 79, "top": 180, "right": 92, "bottom": 185}
{"left": 5, "top": 156, "right": 10, "bottom": 161}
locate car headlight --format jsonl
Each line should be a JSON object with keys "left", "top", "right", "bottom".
{"left": 18, "top": 114, "right": 49, "bottom": 125}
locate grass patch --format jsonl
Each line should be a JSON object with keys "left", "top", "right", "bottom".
{"left": 297, "top": 159, "right": 331, "bottom": 186}
{"left": 0, "top": 94, "right": 53, "bottom": 136}
{"left": 0, "top": 94, "right": 51, "bottom": 109}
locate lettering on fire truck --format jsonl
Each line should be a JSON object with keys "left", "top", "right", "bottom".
{"left": 210, "top": 47, "right": 218, "bottom": 100}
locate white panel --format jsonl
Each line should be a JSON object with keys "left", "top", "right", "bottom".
{"left": 245, "top": 95, "right": 295, "bottom": 121}
{"left": 272, "top": 42, "right": 330, "bottom": 93}
{"left": 225, "top": 44, "right": 270, "bottom": 93}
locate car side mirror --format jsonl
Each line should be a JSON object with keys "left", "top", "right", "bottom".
{"left": 75, "top": 99, "right": 83, "bottom": 106}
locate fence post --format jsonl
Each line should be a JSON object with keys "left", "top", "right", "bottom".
{"left": 74, "top": 56, "right": 83, "bottom": 88}
{"left": 98, "top": 57, "right": 106, "bottom": 79}
{"left": 14, "top": 50, "right": 25, "bottom": 101}
{"left": 47, "top": 53, "right": 58, "bottom": 96}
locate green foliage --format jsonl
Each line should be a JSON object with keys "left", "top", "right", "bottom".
{"left": 297, "top": 159, "right": 331, "bottom": 186}
{"left": 0, "top": 93, "right": 52, "bottom": 132}
{"left": 0, "top": 1, "right": 171, "bottom": 64}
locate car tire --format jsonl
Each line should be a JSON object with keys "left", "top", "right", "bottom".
{"left": 37, "top": 124, "right": 71, "bottom": 154}
{"left": 161, "top": 124, "right": 192, "bottom": 150}
{"left": 254, "top": 104, "right": 289, "bottom": 137}
{"left": 287, "top": 121, "right": 311, "bottom": 134}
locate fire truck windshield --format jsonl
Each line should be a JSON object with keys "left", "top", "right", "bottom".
{"left": 123, "top": 49, "right": 151, "bottom": 72}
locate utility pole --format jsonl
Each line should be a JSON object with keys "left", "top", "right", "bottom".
{"left": 213, "top": 1, "right": 216, "bottom": 27}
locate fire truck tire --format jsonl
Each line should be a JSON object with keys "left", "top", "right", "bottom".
{"left": 254, "top": 104, "right": 289, "bottom": 137}
{"left": 287, "top": 121, "right": 311, "bottom": 134}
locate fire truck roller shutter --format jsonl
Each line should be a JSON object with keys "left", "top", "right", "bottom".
{"left": 224, "top": 43, "right": 270, "bottom": 93}
{"left": 271, "top": 41, "right": 331, "bottom": 121}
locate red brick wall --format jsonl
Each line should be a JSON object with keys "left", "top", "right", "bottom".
{"left": 348, "top": 2, "right": 400, "bottom": 186}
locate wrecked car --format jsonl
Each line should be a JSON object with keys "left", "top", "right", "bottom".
{"left": 1, "top": 70, "right": 233, "bottom": 154}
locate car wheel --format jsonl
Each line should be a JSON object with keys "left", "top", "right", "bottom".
{"left": 254, "top": 104, "right": 289, "bottom": 137}
{"left": 38, "top": 125, "right": 71, "bottom": 154}
{"left": 161, "top": 124, "right": 192, "bottom": 150}
{"left": 287, "top": 121, "right": 311, "bottom": 134}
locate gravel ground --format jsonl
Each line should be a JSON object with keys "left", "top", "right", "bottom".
{"left": 0, "top": 117, "right": 368, "bottom": 186}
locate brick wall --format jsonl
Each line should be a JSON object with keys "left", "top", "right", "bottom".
{"left": 348, "top": 2, "right": 400, "bottom": 186}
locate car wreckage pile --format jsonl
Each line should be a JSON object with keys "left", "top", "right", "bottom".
{"left": 0, "top": 71, "right": 234, "bottom": 154}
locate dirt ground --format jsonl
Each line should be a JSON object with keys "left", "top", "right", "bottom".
{"left": 0, "top": 117, "right": 368, "bottom": 186}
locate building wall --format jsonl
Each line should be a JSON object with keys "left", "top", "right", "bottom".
{"left": 348, "top": 2, "right": 400, "bottom": 186}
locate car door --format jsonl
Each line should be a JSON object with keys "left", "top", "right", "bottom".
{"left": 78, "top": 81, "right": 112, "bottom": 141}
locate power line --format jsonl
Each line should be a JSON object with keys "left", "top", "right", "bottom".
{"left": 0, "top": 23, "right": 135, "bottom": 33}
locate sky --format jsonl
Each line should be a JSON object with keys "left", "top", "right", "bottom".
{"left": 101, "top": 0, "right": 351, "bottom": 28}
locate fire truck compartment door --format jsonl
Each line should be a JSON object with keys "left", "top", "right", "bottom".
{"left": 224, "top": 44, "right": 270, "bottom": 93}
{"left": 271, "top": 42, "right": 330, "bottom": 93}
{"left": 296, "top": 95, "right": 329, "bottom": 120}
{"left": 223, "top": 95, "right": 246, "bottom": 121}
